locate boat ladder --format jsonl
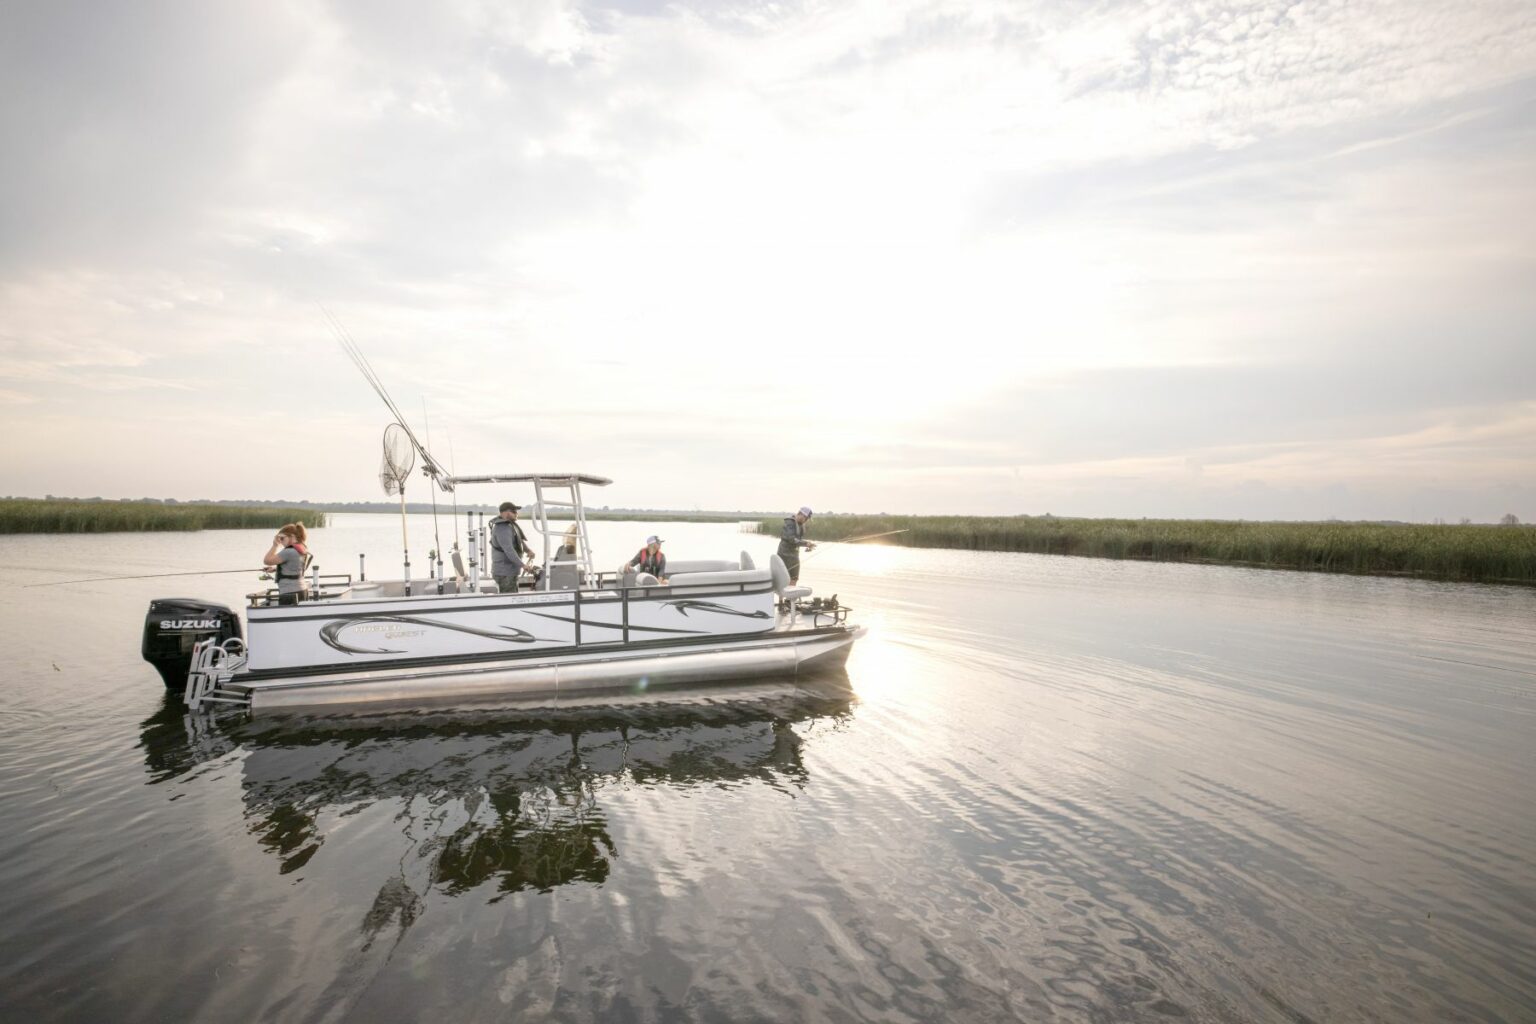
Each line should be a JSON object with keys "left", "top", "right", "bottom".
{"left": 185, "top": 638, "right": 252, "bottom": 712}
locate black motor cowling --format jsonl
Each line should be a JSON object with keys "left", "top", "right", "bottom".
{"left": 142, "top": 598, "right": 243, "bottom": 689}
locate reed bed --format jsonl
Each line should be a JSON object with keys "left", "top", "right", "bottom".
{"left": 0, "top": 500, "right": 327, "bottom": 534}
{"left": 756, "top": 515, "right": 1536, "bottom": 584}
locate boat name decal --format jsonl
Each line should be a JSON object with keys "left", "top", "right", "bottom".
{"left": 160, "top": 619, "right": 223, "bottom": 630}
{"left": 661, "top": 600, "right": 771, "bottom": 620}
{"left": 320, "top": 615, "right": 547, "bottom": 656}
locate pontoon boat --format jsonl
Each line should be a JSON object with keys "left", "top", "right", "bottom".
{"left": 142, "top": 473, "right": 862, "bottom": 712}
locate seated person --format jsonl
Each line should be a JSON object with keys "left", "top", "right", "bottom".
{"left": 619, "top": 535, "right": 667, "bottom": 584}
{"left": 555, "top": 524, "right": 579, "bottom": 559}
{"left": 549, "top": 525, "right": 582, "bottom": 588}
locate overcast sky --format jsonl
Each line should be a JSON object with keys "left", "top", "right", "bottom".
{"left": 2, "top": 0, "right": 1533, "bottom": 520}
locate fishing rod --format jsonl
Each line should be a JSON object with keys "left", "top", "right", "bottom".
{"left": 422, "top": 396, "right": 443, "bottom": 583}
{"left": 831, "top": 529, "right": 910, "bottom": 544}
{"left": 25, "top": 567, "right": 267, "bottom": 588}
{"left": 801, "top": 529, "right": 909, "bottom": 561}
{"left": 319, "top": 304, "right": 450, "bottom": 488}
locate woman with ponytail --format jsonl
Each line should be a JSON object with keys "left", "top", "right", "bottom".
{"left": 263, "top": 521, "right": 312, "bottom": 605}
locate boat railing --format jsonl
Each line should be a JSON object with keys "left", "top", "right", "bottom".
{"left": 246, "top": 572, "right": 355, "bottom": 608}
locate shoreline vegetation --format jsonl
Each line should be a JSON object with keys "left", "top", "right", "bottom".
{"left": 757, "top": 515, "right": 1536, "bottom": 585}
{"left": 0, "top": 499, "right": 327, "bottom": 534}
{"left": 4, "top": 499, "right": 1530, "bottom": 584}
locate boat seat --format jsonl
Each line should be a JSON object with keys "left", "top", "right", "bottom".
{"left": 451, "top": 549, "right": 467, "bottom": 583}
{"left": 667, "top": 568, "right": 772, "bottom": 587}
{"left": 631, "top": 572, "right": 659, "bottom": 587}
{"left": 768, "top": 553, "right": 811, "bottom": 601}
{"left": 665, "top": 559, "right": 738, "bottom": 575}
{"left": 739, "top": 550, "right": 755, "bottom": 570}
{"left": 548, "top": 557, "right": 582, "bottom": 591}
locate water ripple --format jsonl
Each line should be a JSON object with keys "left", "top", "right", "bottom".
{"left": 2, "top": 528, "right": 1534, "bottom": 1021}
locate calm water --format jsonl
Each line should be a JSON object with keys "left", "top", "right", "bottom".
{"left": 1, "top": 515, "right": 1533, "bottom": 1023}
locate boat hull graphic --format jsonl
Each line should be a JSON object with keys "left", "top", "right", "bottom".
{"left": 320, "top": 615, "right": 543, "bottom": 656}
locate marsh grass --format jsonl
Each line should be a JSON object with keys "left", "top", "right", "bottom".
{"left": 758, "top": 515, "right": 1536, "bottom": 584}
{"left": 0, "top": 499, "right": 328, "bottom": 534}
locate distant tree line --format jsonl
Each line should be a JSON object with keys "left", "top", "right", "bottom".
{"left": 761, "top": 514, "right": 1536, "bottom": 584}
{"left": 0, "top": 498, "right": 325, "bottom": 534}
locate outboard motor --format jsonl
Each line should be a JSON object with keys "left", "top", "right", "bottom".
{"left": 142, "top": 599, "right": 243, "bottom": 689}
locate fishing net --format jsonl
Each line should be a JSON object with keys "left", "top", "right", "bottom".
{"left": 380, "top": 423, "right": 416, "bottom": 496}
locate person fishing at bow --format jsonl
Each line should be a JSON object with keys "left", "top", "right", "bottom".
{"left": 620, "top": 535, "right": 668, "bottom": 584}
{"left": 262, "top": 522, "right": 311, "bottom": 606}
{"left": 779, "top": 506, "right": 816, "bottom": 586}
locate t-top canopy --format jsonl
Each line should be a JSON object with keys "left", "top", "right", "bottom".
{"left": 443, "top": 472, "right": 613, "bottom": 487}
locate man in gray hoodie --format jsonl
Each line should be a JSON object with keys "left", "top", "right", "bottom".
{"left": 490, "top": 501, "right": 536, "bottom": 593}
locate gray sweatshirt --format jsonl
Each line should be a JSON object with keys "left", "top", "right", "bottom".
{"left": 490, "top": 518, "right": 532, "bottom": 576}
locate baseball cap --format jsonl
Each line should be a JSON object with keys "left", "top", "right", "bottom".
{"left": 798, "top": 506, "right": 813, "bottom": 517}
{"left": 646, "top": 535, "right": 663, "bottom": 545}
{"left": 499, "top": 501, "right": 521, "bottom": 513}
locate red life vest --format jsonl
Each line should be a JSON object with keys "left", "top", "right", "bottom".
{"left": 633, "top": 547, "right": 664, "bottom": 575}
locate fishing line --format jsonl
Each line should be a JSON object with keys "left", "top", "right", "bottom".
{"left": 25, "top": 568, "right": 267, "bottom": 588}
{"left": 836, "top": 529, "right": 910, "bottom": 544}
{"left": 801, "top": 529, "right": 909, "bottom": 561}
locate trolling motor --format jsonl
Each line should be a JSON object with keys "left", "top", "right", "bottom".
{"left": 778, "top": 593, "right": 849, "bottom": 626}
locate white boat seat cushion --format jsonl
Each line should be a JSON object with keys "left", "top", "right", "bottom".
{"left": 769, "top": 554, "right": 812, "bottom": 601}
{"left": 739, "top": 550, "right": 755, "bottom": 570}
{"left": 769, "top": 553, "right": 790, "bottom": 594}
{"left": 666, "top": 568, "right": 772, "bottom": 587}
{"left": 664, "top": 559, "right": 738, "bottom": 575}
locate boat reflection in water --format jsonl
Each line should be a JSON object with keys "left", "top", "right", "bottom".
{"left": 138, "top": 676, "right": 854, "bottom": 941}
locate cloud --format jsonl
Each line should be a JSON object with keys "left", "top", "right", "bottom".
{"left": 897, "top": 347, "right": 1536, "bottom": 466}
{"left": 0, "top": 2, "right": 308, "bottom": 272}
{"left": 0, "top": 0, "right": 1533, "bottom": 519}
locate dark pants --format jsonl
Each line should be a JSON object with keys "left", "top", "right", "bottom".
{"left": 494, "top": 575, "right": 519, "bottom": 593}
{"left": 779, "top": 548, "right": 801, "bottom": 583}
{"left": 277, "top": 592, "right": 302, "bottom": 607}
